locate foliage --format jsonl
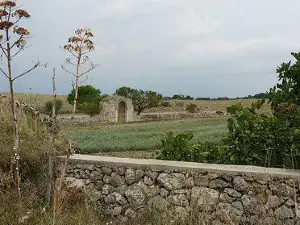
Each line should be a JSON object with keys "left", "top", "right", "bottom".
{"left": 44, "top": 100, "right": 63, "bottom": 117}
{"left": 223, "top": 52, "right": 300, "bottom": 168}
{"left": 116, "top": 86, "right": 163, "bottom": 115}
{"left": 185, "top": 103, "right": 197, "bottom": 113}
{"left": 67, "top": 85, "right": 103, "bottom": 116}
{"left": 172, "top": 94, "right": 193, "bottom": 100}
{"left": 0, "top": 96, "right": 69, "bottom": 187}
{"left": 157, "top": 132, "right": 229, "bottom": 164}
{"left": 78, "top": 101, "right": 102, "bottom": 117}
{"left": 161, "top": 102, "right": 172, "bottom": 107}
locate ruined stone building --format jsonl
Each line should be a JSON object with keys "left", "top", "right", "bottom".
{"left": 99, "top": 96, "right": 134, "bottom": 123}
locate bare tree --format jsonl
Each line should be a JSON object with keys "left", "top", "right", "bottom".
{"left": 0, "top": 0, "right": 43, "bottom": 198}
{"left": 61, "top": 28, "right": 98, "bottom": 115}
{"left": 45, "top": 67, "right": 56, "bottom": 210}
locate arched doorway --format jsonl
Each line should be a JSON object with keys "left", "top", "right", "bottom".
{"left": 117, "top": 101, "right": 127, "bottom": 122}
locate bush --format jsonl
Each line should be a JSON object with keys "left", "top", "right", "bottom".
{"left": 44, "top": 99, "right": 63, "bottom": 117}
{"left": 157, "top": 132, "right": 229, "bottom": 164}
{"left": 224, "top": 100, "right": 300, "bottom": 168}
{"left": 161, "top": 102, "right": 171, "bottom": 107}
{"left": 77, "top": 101, "right": 102, "bottom": 117}
{"left": 185, "top": 103, "right": 197, "bottom": 113}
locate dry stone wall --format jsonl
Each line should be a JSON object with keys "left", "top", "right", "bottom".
{"left": 61, "top": 154, "right": 300, "bottom": 225}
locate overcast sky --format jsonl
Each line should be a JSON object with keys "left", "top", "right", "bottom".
{"left": 0, "top": 0, "right": 300, "bottom": 98}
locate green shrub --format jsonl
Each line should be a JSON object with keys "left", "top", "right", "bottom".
{"left": 161, "top": 102, "right": 172, "bottom": 107}
{"left": 157, "top": 132, "right": 229, "bottom": 164}
{"left": 185, "top": 103, "right": 197, "bottom": 113}
{"left": 44, "top": 99, "right": 63, "bottom": 116}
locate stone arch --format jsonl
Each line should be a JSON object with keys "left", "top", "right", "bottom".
{"left": 117, "top": 101, "right": 127, "bottom": 122}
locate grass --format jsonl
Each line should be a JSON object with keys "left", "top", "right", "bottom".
{"left": 6, "top": 92, "right": 271, "bottom": 115}
{"left": 73, "top": 117, "right": 228, "bottom": 154}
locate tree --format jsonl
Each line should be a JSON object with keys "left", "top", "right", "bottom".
{"left": 62, "top": 28, "right": 98, "bottom": 115}
{"left": 116, "top": 86, "right": 163, "bottom": 115}
{"left": 224, "top": 52, "right": 300, "bottom": 168}
{"left": 0, "top": 0, "right": 43, "bottom": 197}
{"left": 67, "top": 85, "right": 103, "bottom": 117}
{"left": 185, "top": 103, "right": 197, "bottom": 113}
{"left": 44, "top": 99, "right": 62, "bottom": 117}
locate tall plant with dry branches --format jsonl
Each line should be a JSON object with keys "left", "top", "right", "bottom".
{"left": 0, "top": 0, "right": 43, "bottom": 198}
{"left": 62, "top": 28, "right": 98, "bottom": 115}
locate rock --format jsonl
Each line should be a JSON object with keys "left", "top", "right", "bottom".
{"left": 233, "top": 177, "right": 248, "bottom": 192}
{"left": 125, "top": 184, "right": 146, "bottom": 209}
{"left": 260, "top": 217, "right": 281, "bottom": 225}
{"left": 125, "top": 168, "right": 137, "bottom": 185}
{"left": 249, "top": 215, "right": 258, "bottom": 225}
{"left": 145, "top": 170, "right": 159, "bottom": 180}
{"left": 136, "top": 170, "right": 144, "bottom": 179}
{"left": 167, "top": 194, "right": 189, "bottom": 207}
{"left": 102, "top": 167, "right": 112, "bottom": 176}
{"left": 102, "top": 184, "right": 114, "bottom": 195}
{"left": 144, "top": 176, "right": 154, "bottom": 186}
{"left": 266, "top": 195, "right": 284, "bottom": 209}
{"left": 114, "top": 185, "right": 126, "bottom": 196}
{"left": 241, "top": 195, "right": 257, "bottom": 212}
{"left": 94, "top": 181, "right": 104, "bottom": 191}
{"left": 110, "top": 172, "right": 125, "bottom": 187}
{"left": 209, "top": 179, "right": 230, "bottom": 189}
{"left": 112, "top": 206, "right": 123, "bottom": 216}
{"left": 64, "top": 177, "right": 85, "bottom": 190}
{"left": 185, "top": 177, "right": 194, "bottom": 188}
{"left": 270, "top": 183, "right": 296, "bottom": 198}
{"left": 194, "top": 175, "right": 209, "bottom": 187}
{"left": 224, "top": 188, "right": 242, "bottom": 198}
{"left": 285, "top": 199, "right": 295, "bottom": 207}
{"left": 136, "top": 181, "right": 159, "bottom": 197}
{"left": 219, "top": 193, "right": 235, "bottom": 203}
{"left": 221, "top": 174, "right": 233, "bottom": 182}
{"left": 174, "top": 207, "right": 188, "bottom": 220}
{"left": 116, "top": 167, "right": 125, "bottom": 176}
{"left": 211, "top": 220, "right": 225, "bottom": 225}
{"left": 157, "top": 173, "right": 185, "bottom": 191}
{"left": 88, "top": 190, "right": 102, "bottom": 202}
{"left": 125, "top": 208, "right": 137, "bottom": 218}
{"left": 113, "top": 192, "right": 128, "bottom": 205}
{"left": 160, "top": 188, "right": 169, "bottom": 197}
{"left": 104, "top": 193, "right": 116, "bottom": 204}
{"left": 117, "top": 215, "right": 129, "bottom": 223}
{"left": 148, "top": 195, "right": 170, "bottom": 211}
{"left": 103, "top": 175, "right": 111, "bottom": 184}
{"left": 274, "top": 205, "right": 294, "bottom": 220}
{"left": 231, "top": 201, "right": 243, "bottom": 211}
{"left": 191, "top": 187, "right": 219, "bottom": 211}
{"left": 89, "top": 171, "right": 103, "bottom": 181}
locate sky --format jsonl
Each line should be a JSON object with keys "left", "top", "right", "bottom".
{"left": 0, "top": 0, "right": 300, "bottom": 98}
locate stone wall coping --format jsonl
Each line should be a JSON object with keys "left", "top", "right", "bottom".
{"left": 59, "top": 154, "right": 300, "bottom": 178}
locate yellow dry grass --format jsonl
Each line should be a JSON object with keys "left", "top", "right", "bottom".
{"left": 4, "top": 92, "right": 271, "bottom": 115}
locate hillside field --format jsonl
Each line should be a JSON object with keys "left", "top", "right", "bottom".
{"left": 9, "top": 93, "right": 271, "bottom": 114}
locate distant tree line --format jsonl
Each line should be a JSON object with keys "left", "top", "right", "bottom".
{"left": 166, "top": 92, "right": 269, "bottom": 101}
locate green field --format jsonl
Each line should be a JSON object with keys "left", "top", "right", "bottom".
{"left": 73, "top": 118, "right": 228, "bottom": 154}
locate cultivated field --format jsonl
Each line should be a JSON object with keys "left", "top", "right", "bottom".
{"left": 73, "top": 117, "right": 228, "bottom": 156}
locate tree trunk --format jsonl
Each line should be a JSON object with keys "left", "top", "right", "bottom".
{"left": 72, "top": 53, "right": 81, "bottom": 116}
{"left": 6, "top": 28, "right": 21, "bottom": 198}
{"left": 46, "top": 67, "right": 56, "bottom": 209}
